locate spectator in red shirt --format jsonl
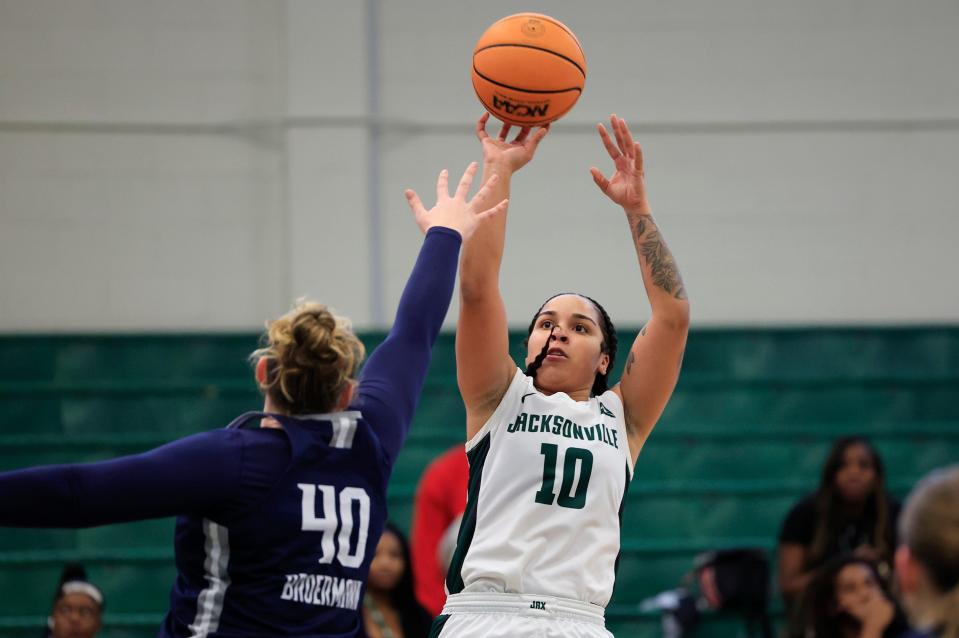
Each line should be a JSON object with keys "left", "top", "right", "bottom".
{"left": 410, "top": 445, "right": 469, "bottom": 616}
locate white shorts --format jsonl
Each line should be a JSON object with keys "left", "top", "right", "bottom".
{"left": 430, "top": 592, "right": 613, "bottom": 638}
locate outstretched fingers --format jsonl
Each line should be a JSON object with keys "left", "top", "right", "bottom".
{"left": 474, "top": 198, "right": 509, "bottom": 224}
{"left": 610, "top": 115, "right": 631, "bottom": 158}
{"left": 405, "top": 189, "right": 429, "bottom": 233}
{"left": 597, "top": 123, "right": 620, "bottom": 160}
{"left": 405, "top": 188, "right": 426, "bottom": 213}
{"left": 633, "top": 141, "right": 645, "bottom": 172}
{"left": 476, "top": 113, "right": 491, "bottom": 141}
{"left": 435, "top": 168, "right": 450, "bottom": 201}
{"left": 590, "top": 167, "right": 610, "bottom": 193}
{"left": 617, "top": 116, "right": 637, "bottom": 159}
{"left": 529, "top": 124, "right": 550, "bottom": 151}
{"left": 467, "top": 172, "right": 500, "bottom": 207}
{"left": 454, "top": 162, "right": 479, "bottom": 200}
{"left": 618, "top": 116, "right": 635, "bottom": 143}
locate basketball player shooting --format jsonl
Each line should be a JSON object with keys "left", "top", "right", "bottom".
{"left": 429, "top": 114, "right": 690, "bottom": 638}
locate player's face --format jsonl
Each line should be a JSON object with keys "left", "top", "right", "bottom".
{"left": 834, "top": 563, "right": 882, "bottom": 615}
{"left": 526, "top": 295, "right": 609, "bottom": 395}
{"left": 50, "top": 593, "right": 101, "bottom": 638}
{"left": 834, "top": 443, "right": 877, "bottom": 503}
{"left": 367, "top": 530, "right": 405, "bottom": 592}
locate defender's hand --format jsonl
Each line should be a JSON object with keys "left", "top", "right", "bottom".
{"left": 405, "top": 162, "right": 508, "bottom": 241}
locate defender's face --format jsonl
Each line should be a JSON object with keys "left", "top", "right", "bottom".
{"left": 526, "top": 295, "right": 609, "bottom": 395}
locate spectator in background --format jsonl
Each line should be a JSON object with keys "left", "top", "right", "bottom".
{"left": 779, "top": 437, "right": 900, "bottom": 611}
{"left": 363, "top": 522, "right": 432, "bottom": 638}
{"left": 47, "top": 563, "right": 103, "bottom": 638}
{"left": 895, "top": 465, "right": 959, "bottom": 638}
{"left": 410, "top": 445, "right": 468, "bottom": 616}
{"left": 792, "top": 556, "right": 910, "bottom": 638}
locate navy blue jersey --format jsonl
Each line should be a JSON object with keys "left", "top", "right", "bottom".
{"left": 0, "top": 227, "right": 463, "bottom": 637}
{"left": 163, "top": 411, "right": 389, "bottom": 637}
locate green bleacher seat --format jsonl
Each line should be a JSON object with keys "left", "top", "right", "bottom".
{"left": 0, "top": 396, "right": 59, "bottom": 434}
{"left": 610, "top": 615, "right": 739, "bottom": 638}
{"left": 679, "top": 328, "right": 959, "bottom": 380}
{"left": 0, "top": 557, "right": 171, "bottom": 616}
{"left": 0, "top": 327, "right": 956, "bottom": 636}
{"left": 76, "top": 519, "right": 176, "bottom": 550}
{"left": 0, "top": 528, "right": 75, "bottom": 552}
{"left": 613, "top": 552, "right": 701, "bottom": 602}
{"left": 0, "top": 615, "right": 167, "bottom": 638}
{"left": 661, "top": 382, "right": 959, "bottom": 424}
{"left": 0, "top": 336, "right": 258, "bottom": 383}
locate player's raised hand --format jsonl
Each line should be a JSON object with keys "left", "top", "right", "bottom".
{"left": 405, "top": 162, "right": 508, "bottom": 241}
{"left": 476, "top": 112, "right": 549, "bottom": 174}
{"left": 590, "top": 115, "right": 651, "bottom": 216}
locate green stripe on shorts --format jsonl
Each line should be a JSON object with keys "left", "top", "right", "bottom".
{"left": 428, "top": 613, "right": 451, "bottom": 638}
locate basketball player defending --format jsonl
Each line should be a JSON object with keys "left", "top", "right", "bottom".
{"left": 430, "top": 114, "right": 690, "bottom": 637}
{"left": 0, "top": 164, "right": 506, "bottom": 638}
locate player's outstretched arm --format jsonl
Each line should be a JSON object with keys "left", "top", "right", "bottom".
{"left": 457, "top": 114, "right": 549, "bottom": 438}
{"left": 356, "top": 164, "right": 507, "bottom": 463}
{"left": 594, "top": 115, "right": 690, "bottom": 461}
{"left": 0, "top": 430, "right": 259, "bottom": 528}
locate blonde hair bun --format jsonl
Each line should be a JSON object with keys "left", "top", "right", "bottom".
{"left": 252, "top": 300, "right": 366, "bottom": 415}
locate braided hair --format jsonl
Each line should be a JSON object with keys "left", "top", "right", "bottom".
{"left": 524, "top": 292, "right": 618, "bottom": 396}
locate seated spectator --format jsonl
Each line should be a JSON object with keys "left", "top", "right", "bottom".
{"left": 779, "top": 437, "right": 900, "bottom": 611}
{"left": 792, "top": 556, "right": 911, "bottom": 638}
{"left": 895, "top": 465, "right": 959, "bottom": 638}
{"left": 47, "top": 563, "right": 103, "bottom": 638}
{"left": 410, "top": 445, "right": 468, "bottom": 616}
{"left": 363, "top": 522, "right": 432, "bottom": 638}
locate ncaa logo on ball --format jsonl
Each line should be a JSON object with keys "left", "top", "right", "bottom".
{"left": 520, "top": 19, "right": 545, "bottom": 37}
{"left": 492, "top": 94, "right": 549, "bottom": 119}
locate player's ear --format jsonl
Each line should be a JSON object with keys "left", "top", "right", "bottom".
{"left": 336, "top": 381, "right": 356, "bottom": 411}
{"left": 597, "top": 353, "right": 610, "bottom": 376}
{"left": 255, "top": 357, "right": 268, "bottom": 386}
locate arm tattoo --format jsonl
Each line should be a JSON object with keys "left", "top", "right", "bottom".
{"left": 634, "top": 217, "right": 688, "bottom": 300}
{"left": 625, "top": 351, "right": 636, "bottom": 376}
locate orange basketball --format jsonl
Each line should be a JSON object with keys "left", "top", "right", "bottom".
{"left": 472, "top": 13, "right": 586, "bottom": 127}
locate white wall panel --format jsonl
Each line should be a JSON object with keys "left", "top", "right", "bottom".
{"left": 286, "top": 0, "right": 366, "bottom": 118}
{"left": 380, "top": 0, "right": 959, "bottom": 124}
{"left": 0, "top": 0, "right": 284, "bottom": 123}
{"left": 0, "top": 131, "right": 283, "bottom": 330}
{"left": 383, "top": 126, "right": 959, "bottom": 326}
{"left": 286, "top": 128, "right": 371, "bottom": 326}
{"left": 0, "top": 0, "right": 957, "bottom": 330}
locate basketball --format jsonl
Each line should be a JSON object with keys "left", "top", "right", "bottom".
{"left": 472, "top": 13, "right": 586, "bottom": 127}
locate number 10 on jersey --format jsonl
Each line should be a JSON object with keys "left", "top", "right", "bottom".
{"left": 534, "top": 443, "right": 593, "bottom": 509}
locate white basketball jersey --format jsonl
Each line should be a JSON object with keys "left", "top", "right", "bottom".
{"left": 446, "top": 368, "right": 634, "bottom": 607}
